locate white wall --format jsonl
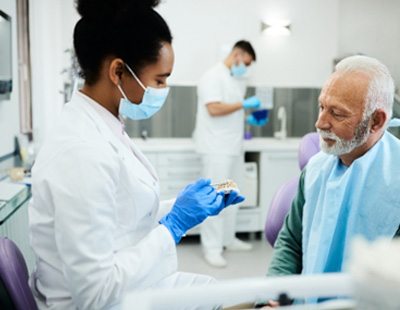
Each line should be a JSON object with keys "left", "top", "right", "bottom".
{"left": 30, "top": 0, "right": 400, "bottom": 145}
{"left": 338, "top": 0, "right": 400, "bottom": 88}
{"left": 157, "top": 0, "right": 339, "bottom": 87}
{"left": 0, "top": 0, "right": 20, "bottom": 157}
{"left": 33, "top": 0, "right": 339, "bottom": 147}
{"left": 30, "top": 0, "right": 66, "bottom": 147}
{"left": 54, "top": 0, "right": 339, "bottom": 88}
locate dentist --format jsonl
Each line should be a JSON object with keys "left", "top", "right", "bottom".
{"left": 29, "top": 0, "right": 244, "bottom": 309}
{"left": 193, "top": 41, "right": 259, "bottom": 267}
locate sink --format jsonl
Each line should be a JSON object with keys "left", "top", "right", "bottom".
{"left": 274, "top": 106, "right": 287, "bottom": 139}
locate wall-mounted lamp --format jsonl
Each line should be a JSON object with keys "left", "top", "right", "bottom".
{"left": 261, "top": 20, "right": 291, "bottom": 36}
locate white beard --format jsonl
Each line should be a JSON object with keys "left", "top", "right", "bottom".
{"left": 318, "top": 117, "right": 371, "bottom": 156}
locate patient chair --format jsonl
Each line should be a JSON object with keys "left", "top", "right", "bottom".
{"left": 298, "top": 132, "right": 320, "bottom": 170}
{"left": 0, "top": 237, "right": 38, "bottom": 310}
{"left": 265, "top": 132, "right": 320, "bottom": 247}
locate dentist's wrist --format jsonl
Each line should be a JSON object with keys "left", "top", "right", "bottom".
{"left": 159, "top": 214, "right": 185, "bottom": 244}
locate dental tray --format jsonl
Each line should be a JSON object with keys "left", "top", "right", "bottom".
{"left": 212, "top": 179, "right": 239, "bottom": 194}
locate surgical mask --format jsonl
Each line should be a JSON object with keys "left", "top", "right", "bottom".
{"left": 231, "top": 62, "right": 247, "bottom": 77}
{"left": 118, "top": 64, "right": 170, "bottom": 120}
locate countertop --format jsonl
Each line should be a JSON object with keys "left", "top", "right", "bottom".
{"left": 132, "top": 137, "right": 301, "bottom": 152}
{"left": 0, "top": 181, "right": 31, "bottom": 225}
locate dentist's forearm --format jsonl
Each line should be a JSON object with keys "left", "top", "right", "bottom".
{"left": 206, "top": 101, "right": 243, "bottom": 116}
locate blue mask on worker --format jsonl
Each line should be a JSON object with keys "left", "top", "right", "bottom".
{"left": 231, "top": 62, "right": 247, "bottom": 77}
{"left": 118, "top": 64, "right": 170, "bottom": 120}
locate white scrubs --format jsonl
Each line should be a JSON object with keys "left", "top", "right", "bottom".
{"left": 193, "top": 62, "right": 247, "bottom": 255}
{"left": 29, "top": 92, "right": 214, "bottom": 310}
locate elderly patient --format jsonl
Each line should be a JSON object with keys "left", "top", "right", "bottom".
{"left": 268, "top": 55, "right": 400, "bottom": 281}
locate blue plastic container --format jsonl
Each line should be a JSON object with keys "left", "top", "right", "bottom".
{"left": 252, "top": 109, "right": 269, "bottom": 121}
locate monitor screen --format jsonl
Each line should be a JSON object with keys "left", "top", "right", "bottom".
{"left": 0, "top": 10, "right": 12, "bottom": 100}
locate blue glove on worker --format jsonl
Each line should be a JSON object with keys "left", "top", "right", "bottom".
{"left": 246, "top": 114, "right": 268, "bottom": 126}
{"left": 242, "top": 96, "right": 261, "bottom": 109}
{"left": 160, "top": 178, "right": 245, "bottom": 243}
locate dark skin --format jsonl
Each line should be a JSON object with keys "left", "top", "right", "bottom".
{"left": 80, "top": 42, "right": 175, "bottom": 118}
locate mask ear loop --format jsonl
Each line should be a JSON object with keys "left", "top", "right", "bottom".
{"left": 117, "top": 79, "right": 128, "bottom": 100}
{"left": 125, "top": 63, "right": 147, "bottom": 91}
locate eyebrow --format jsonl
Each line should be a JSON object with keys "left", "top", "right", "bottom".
{"left": 318, "top": 98, "right": 353, "bottom": 114}
{"left": 157, "top": 72, "right": 171, "bottom": 78}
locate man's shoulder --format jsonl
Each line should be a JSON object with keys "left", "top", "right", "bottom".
{"left": 202, "top": 63, "right": 226, "bottom": 77}
{"left": 198, "top": 64, "right": 225, "bottom": 91}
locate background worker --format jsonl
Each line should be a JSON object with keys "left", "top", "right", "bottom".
{"left": 193, "top": 40, "right": 260, "bottom": 267}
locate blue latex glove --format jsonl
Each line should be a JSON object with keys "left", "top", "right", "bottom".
{"left": 242, "top": 96, "right": 261, "bottom": 109}
{"left": 246, "top": 114, "right": 268, "bottom": 126}
{"left": 160, "top": 179, "right": 229, "bottom": 243}
{"left": 222, "top": 190, "right": 245, "bottom": 207}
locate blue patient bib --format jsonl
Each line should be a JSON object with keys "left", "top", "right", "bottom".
{"left": 302, "top": 131, "right": 400, "bottom": 277}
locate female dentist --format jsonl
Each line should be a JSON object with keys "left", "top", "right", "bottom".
{"left": 28, "top": 0, "right": 244, "bottom": 309}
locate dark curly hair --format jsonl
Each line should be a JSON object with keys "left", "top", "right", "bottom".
{"left": 73, "top": 0, "right": 172, "bottom": 84}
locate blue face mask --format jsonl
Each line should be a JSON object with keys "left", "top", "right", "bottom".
{"left": 231, "top": 62, "right": 247, "bottom": 77}
{"left": 118, "top": 64, "right": 170, "bottom": 120}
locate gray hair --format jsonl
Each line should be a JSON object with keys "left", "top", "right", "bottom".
{"left": 335, "top": 55, "right": 394, "bottom": 124}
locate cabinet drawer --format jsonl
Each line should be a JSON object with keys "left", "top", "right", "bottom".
{"left": 144, "top": 153, "right": 158, "bottom": 166}
{"left": 186, "top": 210, "right": 262, "bottom": 235}
{"left": 264, "top": 153, "right": 297, "bottom": 160}
{"left": 159, "top": 191, "right": 178, "bottom": 200}
{"left": 158, "top": 153, "right": 202, "bottom": 167}
{"left": 235, "top": 209, "right": 262, "bottom": 232}
{"left": 186, "top": 224, "right": 201, "bottom": 235}
{"left": 158, "top": 166, "right": 201, "bottom": 181}
{"left": 160, "top": 180, "right": 190, "bottom": 195}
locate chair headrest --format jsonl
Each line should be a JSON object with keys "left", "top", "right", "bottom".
{"left": 298, "top": 132, "right": 320, "bottom": 170}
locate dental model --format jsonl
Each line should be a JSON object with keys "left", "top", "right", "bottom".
{"left": 212, "top": 179, "right": 239, "bottom": 194}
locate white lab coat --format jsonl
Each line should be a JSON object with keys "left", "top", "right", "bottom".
{"left": 193, "top": 63, "right": 246, "bottom": 253}
{"left": 29, "top": 93, "right": 213, "bottom": 310}
{"left": 193, "top": 62, "right": 247, "bottom": 156}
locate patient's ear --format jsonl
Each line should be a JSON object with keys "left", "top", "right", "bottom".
{"left": 370, "top": 109, "right": 387, "bottom": 133}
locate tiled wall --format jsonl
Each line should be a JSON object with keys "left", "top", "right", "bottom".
{"left": 125, "top": 86, "right": 321, "bottom": 138}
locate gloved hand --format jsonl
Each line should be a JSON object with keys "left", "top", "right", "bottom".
{"left": 160, "top": 178, "right": 226, "bottom": 243}
{"left": 246, "top": 114, "right": 268, "bottom": 126}
{"left": 242, "top": 96, "right": 261, "bottom": 109}
{"left": 222, "top": 190, "right": 245, "bottom": 207}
